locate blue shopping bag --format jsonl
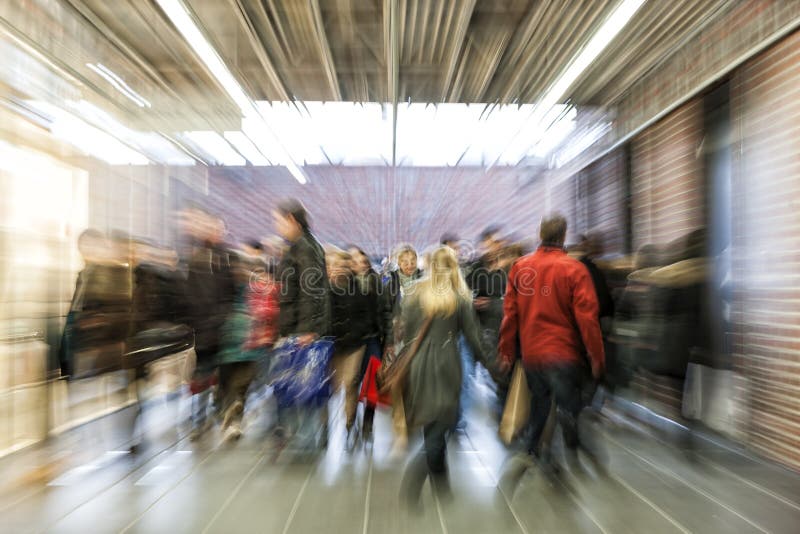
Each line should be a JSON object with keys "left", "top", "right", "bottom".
{"left": 271, "top": 337, "right": 334, "bottom": 408}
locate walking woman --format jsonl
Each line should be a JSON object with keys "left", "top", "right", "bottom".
{"left": 398, "top": 246, "right": 485, "bottom": 508}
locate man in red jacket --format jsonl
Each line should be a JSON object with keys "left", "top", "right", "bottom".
{"left": 498, "top": 214, "right": 605, "bottom": 470}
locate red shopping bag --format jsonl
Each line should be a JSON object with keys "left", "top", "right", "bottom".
{"left": 359, "top": 355, "right": 392, "bottom": 406}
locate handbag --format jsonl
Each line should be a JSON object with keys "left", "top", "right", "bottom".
{"left": 499, "top": 361, "right": 531, "bottom": 445}
{"left": 376, "top": 315, "right": 434, "bottom": 396}
{"left": 123, "top": 324, "right": 194, "bottom": 370}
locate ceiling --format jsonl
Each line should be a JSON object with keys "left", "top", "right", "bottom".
{"left": 2, "top": 0, "right": 731, "bottom": 118}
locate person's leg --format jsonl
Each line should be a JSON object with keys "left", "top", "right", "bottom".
{"left": 543, "top": 364, "right": 583, "bottom": 469}
{"left": 343, "top": 346, "right": 366, "bottom": 431}
{"left": 390, "top": 386, "right": 408, "bottom": 454}
{"left": 524, "top": 369, "right": 553, "bottom": 457}
{"left": 423, "top": 422, "right": 452, "bottom": 501}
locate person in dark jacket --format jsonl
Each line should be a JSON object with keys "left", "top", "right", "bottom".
{"left": 127, "top": 240, "right": 187, "bottom": 450}
{"left": 399, "top": 246, "right": 485, "bottom": 508}
{"left": 273, "top": 199, "right": 331, "bottom": 452}
{"left": 348, "top": 245, "right": 384, "bottom": 441}
{"left": 181, "top": 209, "right": 235, "bottom": 440}
{"left": 462, "top": 227, "right": 508, "bottom": 428}
{"left": 327, "top": 249, "right": 371, "bottom": 449}
{"left": 274, "top": 199, "right": 331, "bottom": 343}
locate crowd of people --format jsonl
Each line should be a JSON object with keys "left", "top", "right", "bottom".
{"left": 59, "top": 197, "right": 712, "bottom": 509}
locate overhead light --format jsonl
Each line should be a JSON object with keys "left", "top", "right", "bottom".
{"left": 224, "top": 131, "right": 271, "bottom": 165}
{"left": 490, "top": 0, "right": 646, "bottom": 168}
{"left": 183, "top": 131, "right": 245, "bottom": 166}
{"left": 86, "top": 63, "right": 152, "bottom": 108}
{"left": 26, "top": 100, "right": 149, "bottom": 165}
{"left": 540, "top": 0, "right": 646, "bottom": 112}
{"left": 156, "top": 0, "right": 308, "bottom": 183}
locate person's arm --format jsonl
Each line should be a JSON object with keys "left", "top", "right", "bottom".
{"left": 572, "top": 264, "right": 605, "bottom": 379}
{"left": 497, "top": 261, "right": 520, "bottom": 371}
{"left": 294, "top": 242, "right": 329, "bottom": 337}
{"left": 459, "top": 298, "right": 486, "bottom": 365}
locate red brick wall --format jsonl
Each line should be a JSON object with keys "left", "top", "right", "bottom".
{"left": 575, "top": 149, "right": 628, "bottom": 255}
{"left": 206, "top": 166, "right": 546, "bottom": 257}
{"left": 731, "top": 29, "right": 800, "bottom": 471}
{"left": 630, "top": 98, "right": 705, "bottom": 250}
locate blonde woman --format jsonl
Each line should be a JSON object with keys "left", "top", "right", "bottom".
{"left": 398, "top": 246, "right": 485, "bottom": 508}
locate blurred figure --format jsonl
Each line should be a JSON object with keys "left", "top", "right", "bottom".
{"left": 574, "top": 233, "right": 615, "bottom": 409}
{"left": 399, "top": 246, "right": 485, "bottom": 509}
{"left": 348, "top": 245, "right": 384, "bottom": 442}
{"left": 273, "top": 199, "right": 331, "bottom": 451}
{"left": 127, "top": 239, "right": 188, "bottom": 451}
{"left": 274, "top": 199, "right": 330, "bottom": 345}
{"left": 241, "top": 239, "right": 265, "bottom": 260}
{"left": 381, "top": 243, "right": 422, "bottom": 454}
{"left": 214, "top": 254, "right": 273, "bottom": 442}
{"left": 182, "top": 208, "right": 235, "bottom": 440}
{"left": 498, "top": 214, "right": 605, "bottom": 478}
{"left": 327, "top": 248, "right": 370, "bottom": 450}
{"left": 59, "top": 229, "right": 132, "bottom": 380}
{"left": 465, "top": 226, "right": 509, "bottom": 421}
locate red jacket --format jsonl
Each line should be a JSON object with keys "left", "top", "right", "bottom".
{"left": 498, "top": 246, "right": 604, "bottom": 375}
{"left": 245, "top": 282, "right": 281, "bottom": 350}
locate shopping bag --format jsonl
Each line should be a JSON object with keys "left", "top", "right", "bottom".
{"left": 271, "top": 337, "right": 334, "bottom": 407}
{"left": 359, "top": 355, "right": 392, "bottom": 406}
{"left": 499, "top": 361, "right": 530, "bottom": 445}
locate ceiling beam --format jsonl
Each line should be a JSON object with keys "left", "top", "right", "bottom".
{"left": 387, "top": 0, "right": 399, "bottom": 166}
{"left": 63, "top": 0, "right": 182, "bottom": 102}
{"left": 310, "top": 0, "right": 342, "bottom": 101}
{"left": 440, "top": 0, "right": 476, "bottom": 102}
{"left": 227, "top": 0, "right": 291, "bottom": 101}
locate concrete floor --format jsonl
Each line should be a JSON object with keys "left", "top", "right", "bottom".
{"left": 2, "top": 389, "right": 800, "bottom": 534}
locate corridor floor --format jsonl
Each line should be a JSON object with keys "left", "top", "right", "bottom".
{"left": 2, "top": 392, "right": 800, "bottom": 534}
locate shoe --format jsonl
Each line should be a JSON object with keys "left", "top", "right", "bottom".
{"left": 222, "top": 401, "right": 244, "bottom": 431}
{"left": 223, "top": 423, "right": 243, "bottom": 443}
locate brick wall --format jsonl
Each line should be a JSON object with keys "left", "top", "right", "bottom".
{"left": 731, "top": 29, "right": 800, "bottom": 470}
{"left": 206, "top": 166, "right": 546, "bottom": 257}
{"left": 575, "top": 149, "right": 628, "bottom": 255}
{"left": 630, "top": 98, "right": 705, "bottom": 250}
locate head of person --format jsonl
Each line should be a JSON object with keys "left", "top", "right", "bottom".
{"left": 347, "top": 245, "right": 371, "bottom": 276}
{"left": 395, "top": 244, "right": 418, "bottom": 277}
{"left": 77, "top": 228, "right": 107, "bottom": 264}
{"left": 579, "top": 232, "right": 604, "bottom": 259}
{"left": 480, "top": 225, "right": 503, "bottom": 257}
{"left": 440, "top": 233, "right": 460, "bottom": 256}
{"left": 539, "top": 214, "right": 568, "bottom": 248}
{"left": 273, "top": 198, "right": 310, "bottom": 242}
{"left": 326, "top": 248, "right": 352, "bottom": 284}
{"left": 243, "top": 239, "right": 264, "bottom": 258}
{"left": 416, "top": 246, "right": 471, "bottom": 318}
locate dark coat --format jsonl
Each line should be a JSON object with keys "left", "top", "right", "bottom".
{"left": 185, "top": 244, "right": 235, "bottom": 361}
{"left": 580, "top": 256, "right": 615, "bottom": 321}
{"left": 330, "top": 275, "right": 371, "bottom": 350}
{"left": 277, "top": 230, "right": 331, "bottom": 337}
{"left": 130, "top": 262, "right": 186, "bottom": 334}
{"left": 357, "top": 270, "right": 384, "bottom": 342}
{"left": 400, "top": 295, "right": 485, "bottom": 428}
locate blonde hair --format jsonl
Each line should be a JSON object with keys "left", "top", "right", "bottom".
{"left": 413, "top": 246, "right": 471, "bottom": 318}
